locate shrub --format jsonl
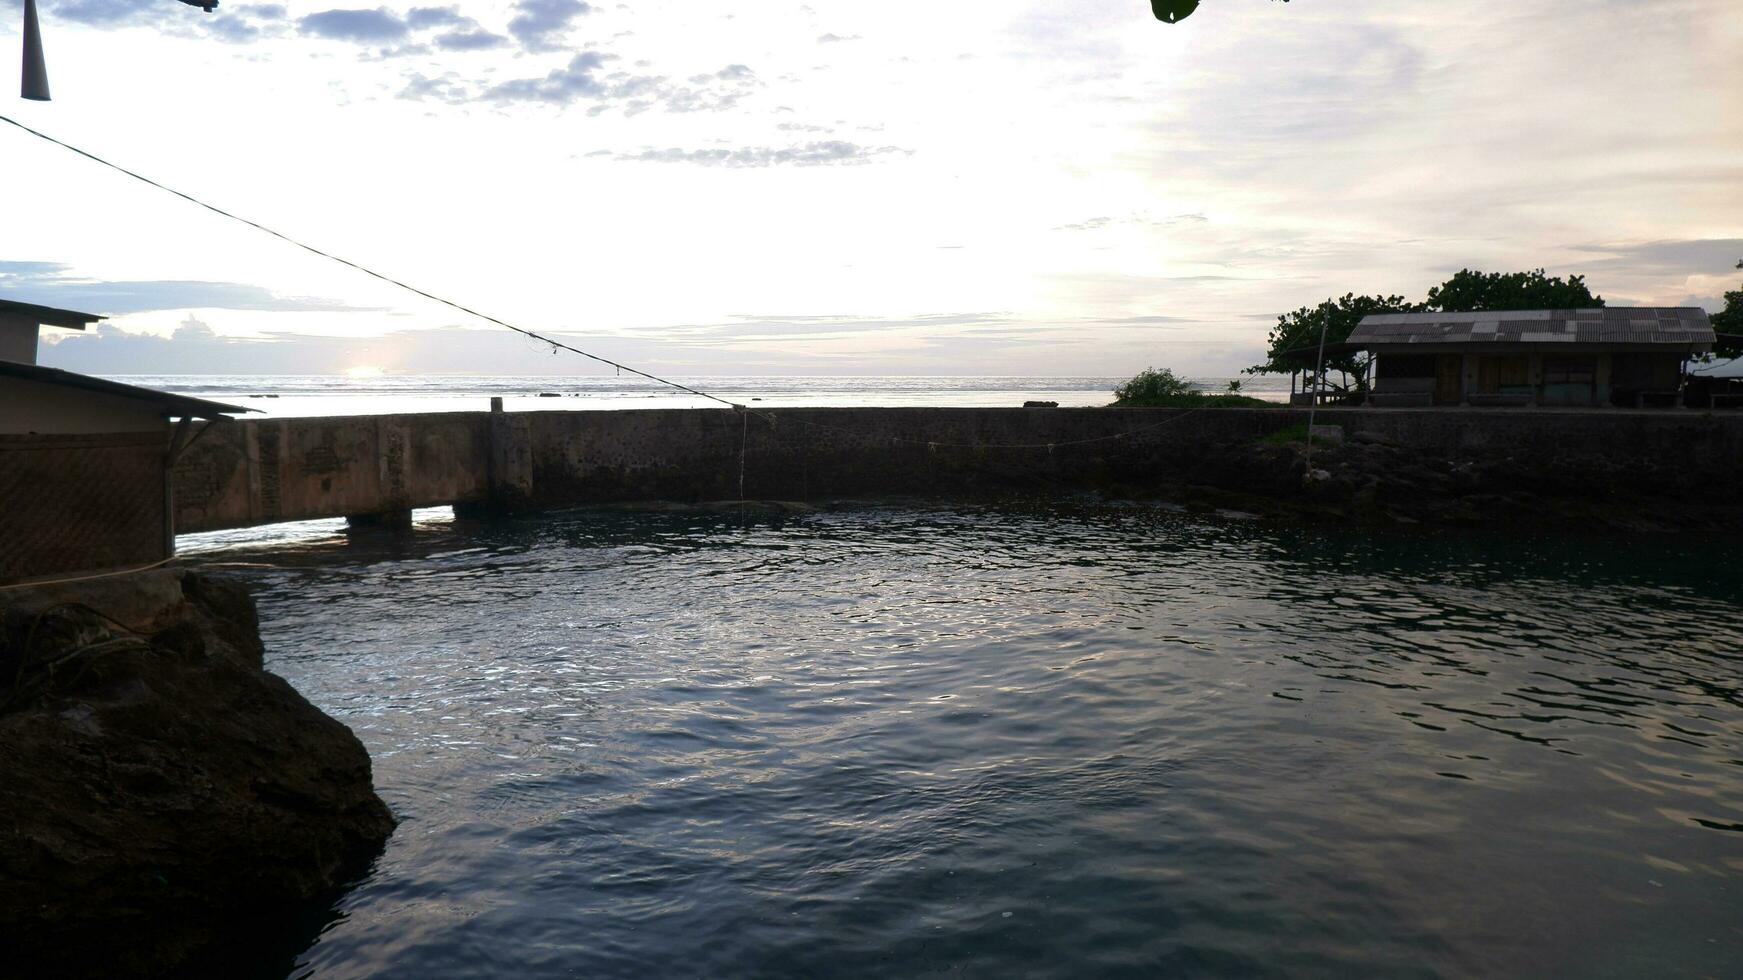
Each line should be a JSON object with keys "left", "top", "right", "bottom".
{"left": 1112, "top": 368, "right": 1277, "bottom": 408}
{"left": 1113, "top": 367, "right": 1195, "bottom": 405}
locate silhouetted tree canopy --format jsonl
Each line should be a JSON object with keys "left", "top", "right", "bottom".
{"left": 1250, "top": 293, "right": 1419, "bottom": 396}
{"left": 1424, "top": 268, "right": 1603, "bottom": 313}
{"left": 1710, "top": 285, "right": 1743, "bottom": 359}
{"left": 1151, "top": 0, "right": 1288, "bottom": 24}
{"left": 1247, "top": 269, "right": 1605, "bottom": 395}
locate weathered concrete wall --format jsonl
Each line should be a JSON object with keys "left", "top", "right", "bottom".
{"left": 171, "top": 407, "right": 1743, "bottom": 532}
{"left": 175, "top": 413, "right": 489, "bottom": 532}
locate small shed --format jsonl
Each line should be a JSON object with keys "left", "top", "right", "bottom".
{"left": 0, "top": 303, "right": 250, "bottom": 585}
{"left": 1354, "top": 308, "right": 1714, "bottom": 408}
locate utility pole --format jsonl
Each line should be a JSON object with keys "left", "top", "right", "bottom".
{"left": 1302, "top": 314, "right": 1330, "bottom": 480}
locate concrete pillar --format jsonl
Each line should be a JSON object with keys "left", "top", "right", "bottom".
{"left": 457, "top": 396, "right": 531, "bottom": 518}
{"left": 346, "top": 509, "right": 413, "bottom": 530}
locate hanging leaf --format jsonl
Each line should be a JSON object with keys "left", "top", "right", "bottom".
{"left": 1151, "top": 0, "right": 1200, "bottom": 22}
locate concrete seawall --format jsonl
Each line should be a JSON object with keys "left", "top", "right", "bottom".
{"left": 172, "top": 407, "right": 1743, "bottom": 533}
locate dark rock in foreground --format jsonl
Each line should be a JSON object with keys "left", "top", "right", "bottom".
{"left": 0, "top": 571, "right": 394, "bottom": 979}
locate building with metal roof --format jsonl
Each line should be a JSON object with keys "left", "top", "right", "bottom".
{"left": 1352, "top": 308, "right": 1714, "bottom": 408}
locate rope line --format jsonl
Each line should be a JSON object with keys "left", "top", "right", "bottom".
{"left": 0, "top": 556, "right": 179, "bottom": 593}
{"left": 2, "top": 113, "right": 1219, "bottom": 455}
{"left": 736, "top": 407, "right": 749, "bottom": 519}
{"left": 0, "top": 113, "right": 741, "bottom": 410}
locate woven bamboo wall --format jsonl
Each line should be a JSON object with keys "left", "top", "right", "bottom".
{"left": 0, "top": 432, "right": 167, "bottom": 584}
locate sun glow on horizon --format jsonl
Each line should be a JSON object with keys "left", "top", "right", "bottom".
{"left": 345, "top": 366, "right": 385, "bottom": 379}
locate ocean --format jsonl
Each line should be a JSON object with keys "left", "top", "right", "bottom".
{"left": 112, "top": 374, "right": 1292, "bottom": 418}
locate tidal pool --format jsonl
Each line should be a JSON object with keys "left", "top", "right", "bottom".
{"left": 204, "top": 504, "right": 1743, "bottom": 978}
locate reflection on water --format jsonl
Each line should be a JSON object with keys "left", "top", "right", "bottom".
{"left": 188, "top": 505, "right": 1743, "bottom": 979}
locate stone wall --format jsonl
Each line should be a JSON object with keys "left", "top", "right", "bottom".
{"left": 174, "top": 412, "right": 490, "bottom": 532}
{"left": 171, "top": 407, "right": 1743, "bottom": 532}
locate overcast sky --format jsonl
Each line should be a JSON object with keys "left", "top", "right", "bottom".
{"left": 4, "top": 0, "right": 1740, "bottom": 377}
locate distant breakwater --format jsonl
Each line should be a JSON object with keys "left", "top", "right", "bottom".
{"left": 168, "top": 407, "right": 1743, "bottom": 533}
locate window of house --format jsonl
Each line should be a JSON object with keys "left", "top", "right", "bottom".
{"left": 1377, "top": 354, "right": 1436, "bottom": 378}
{"left": 1542, "top": 356, "right": 1596, "bottom": 386}
{"left": 1477, "top": 356, "right": 1530, "bottom": 392}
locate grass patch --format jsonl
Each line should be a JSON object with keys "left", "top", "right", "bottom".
{"left": 1259, "top": 423, "right": 1311, "bottom": 445}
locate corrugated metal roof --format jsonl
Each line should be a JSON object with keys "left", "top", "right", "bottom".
{"left": 1349, "top": 307, "right": 1714, "bottom": 347}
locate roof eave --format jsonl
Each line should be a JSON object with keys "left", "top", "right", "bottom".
{"left": 0, "top": 298, "right": 105, "bottom": 330}
{"left": 0, "top": 361, "right": 254, "bottom": 418}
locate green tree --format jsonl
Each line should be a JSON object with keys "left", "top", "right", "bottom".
{"left": 1709, "top": 285, "right": 1742, "bottom": 359}
{"left": 1423, "top": 268, "right": 1603, "bottom": 312}
{"left": 1247, "top": 293, "right": 1418, "bottom": 397}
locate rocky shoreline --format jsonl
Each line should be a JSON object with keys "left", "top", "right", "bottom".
{"left": 0, "top": 571, "right": 394, "bottom": 979}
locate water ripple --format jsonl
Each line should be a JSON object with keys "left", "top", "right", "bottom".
{"left": 204, "top": 504, "right": 1743, "bottom": 979}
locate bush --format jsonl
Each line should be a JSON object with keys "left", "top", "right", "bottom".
{"left": 1112, "top": 367, "right": 1277, "bottom": 408}
{"left": 1113, "top": 367, "right": 1194, "bottom": 404}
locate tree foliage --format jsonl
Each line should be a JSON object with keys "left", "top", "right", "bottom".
{"left": 1113, "top": 367, "right": 1194, "bottom": 404}
{"left": 1112, "top": 367, "right": 1272, "bottom": 407}
{"left": 1151, "top": 0, "right": 1287, "bottom": 23}
{"left": 1710, "top": 285, "right": 1743, "bottom": 360}
{"left": 1424, "top": 268, "right": 1602, "bottom": 313}
{"left": 1250, "top": 293, "right": 1418, "bottom": 396}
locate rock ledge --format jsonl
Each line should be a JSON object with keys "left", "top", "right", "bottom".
{"left": 1, "top": 570, "right": 394, "bottom": 979}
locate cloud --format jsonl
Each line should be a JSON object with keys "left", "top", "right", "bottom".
{"left": 46, "top": 0, "right": 286, "bottom": 41}
{"left": 1095, "top": 316, "right": 1194, "bottom": 327}
{"left": 1053, "top": 213, "right": 1209, "bottom": 232}
{"left": 611, "top": 141, "right": 911, "bottom": 168}
{"left": 1055, "top": 217, "right": 1113, "bottom": 232}
{"left": 405, "top": 5, "right": 465, "bottom": 29}
{"left": 507, "top": 0, "right": 592, "bottom": 52}
{"left": 435, "top": 28, "right": 508, "bottom": 51}
{"left": 49, "top": 0, "right": 155, "bottom": 27}
{"left": 0, "top": 261, "right": 377, "bottom": 315}
{"left": 817, "top": 33, "right": 860, "bottom": 43}
{"left": 408, "top": 54, "right": 764, "bottom": 114}
{"left": 298, "top": 7, "right": 410, "bottom": 43}
{"left": 1568, "top": 239, "right": 1743, "bottom": 276}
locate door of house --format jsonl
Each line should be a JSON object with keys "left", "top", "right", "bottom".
{"left": 1433, "top": 355, "right": 1462, "bottom": 405}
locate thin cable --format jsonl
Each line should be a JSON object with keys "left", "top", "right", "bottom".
{"left": 0, "top": 113, "right": 1228, "bottom": 455}
{"left": 0, "top": 556, "right": 178, "bottom": 592}
{"left": 0, "top": 113, "right": 742, "bottom": 411}
{"left": 737, "top": 408, "right": 749, "bottom": 507}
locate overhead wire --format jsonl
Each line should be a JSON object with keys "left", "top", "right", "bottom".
{"left": 1, "top": 112, "right": 1213, "bottom": 455}
{"left": 0, "top": 112, "right": 741, "bottom": 411}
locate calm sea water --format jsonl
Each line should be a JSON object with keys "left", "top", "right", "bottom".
{"left": 110, "top": 374, "right": 1290, "bottom": 417}
{"left": 186, "top": 504, "right": 1743, "bottom": 979}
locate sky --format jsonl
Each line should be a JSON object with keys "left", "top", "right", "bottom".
{"left": 3, "top": 0, "right": 1740, "bottom": 377}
